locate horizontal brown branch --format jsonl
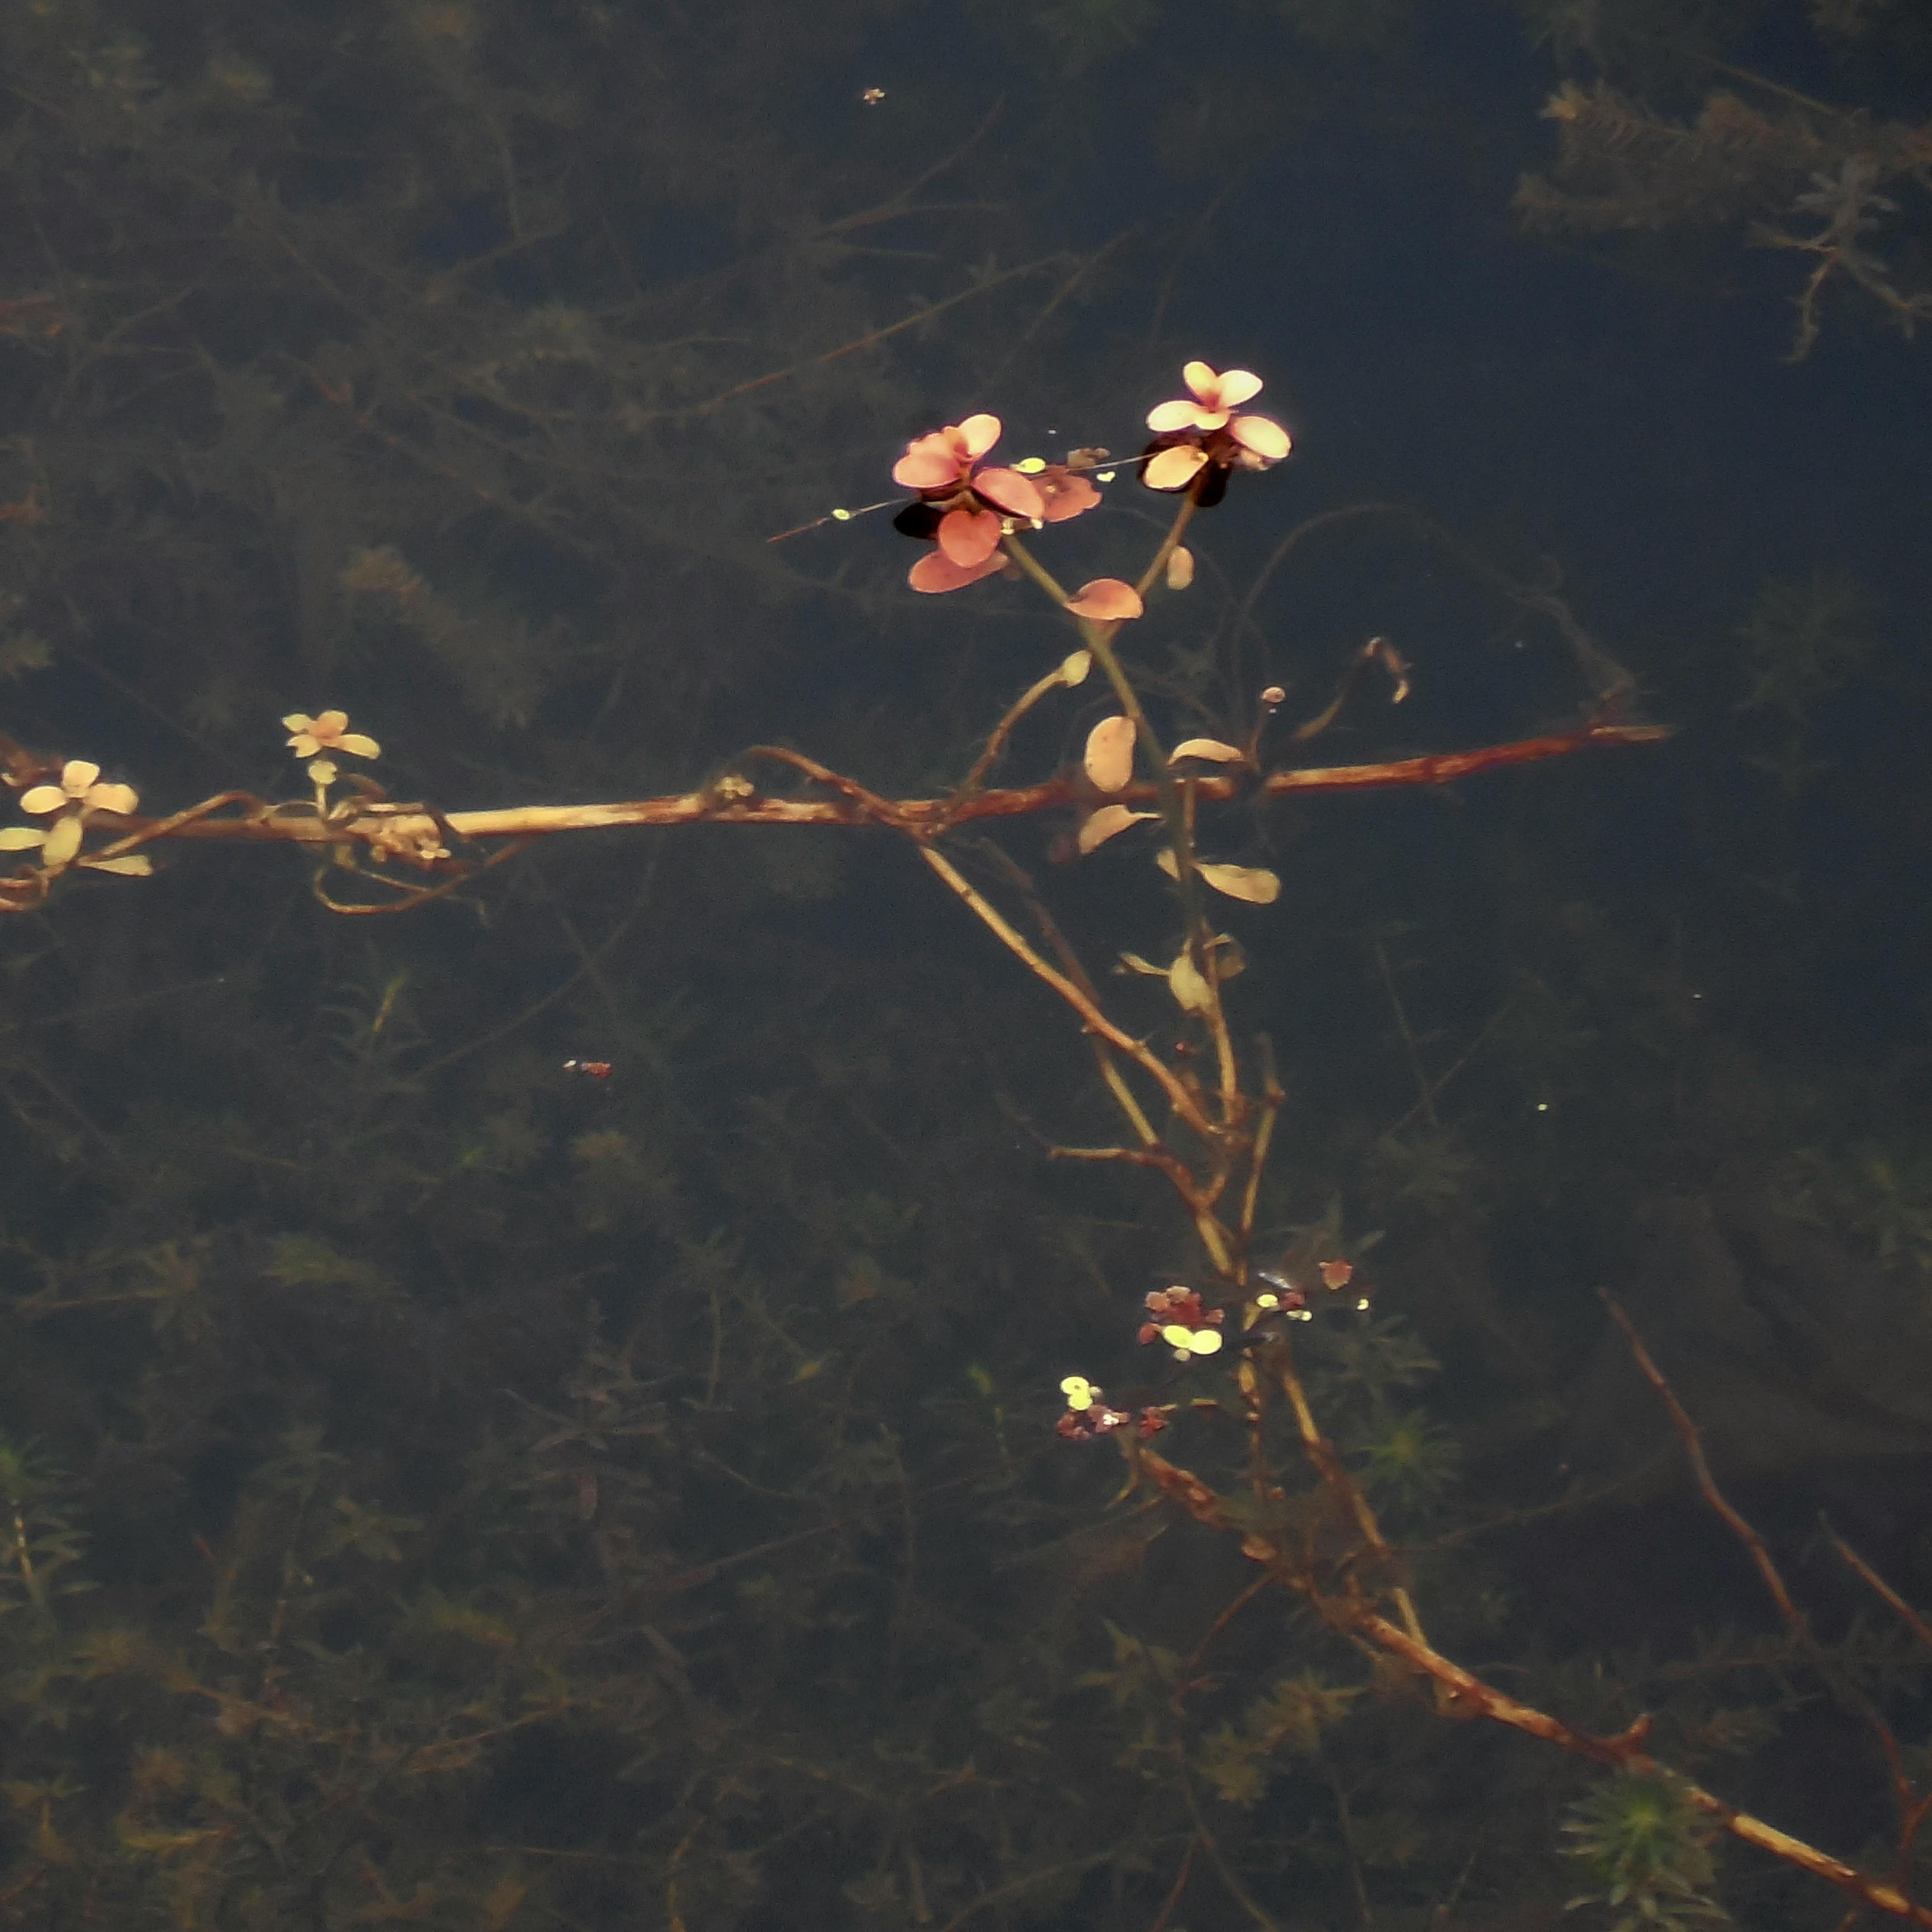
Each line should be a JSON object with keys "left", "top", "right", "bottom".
{"left": 83, "top": 720, "right": 1671, "bottom": 849}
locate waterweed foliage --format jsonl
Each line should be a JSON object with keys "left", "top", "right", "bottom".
{"left": 0, "top": 19, "right": 1917, "bottom": 1895}
{"left": 0, "top": 1, "right": 1922, "bottom": 1921}
{"left": 1563, "top": 1770, "right": 1727, "bottom": 1932}
{"left": 0, "top": 1437, "right": 91, "bottom": 1625}
{"left": 3, "top": 329, "right": 1930, "bottom": 1932}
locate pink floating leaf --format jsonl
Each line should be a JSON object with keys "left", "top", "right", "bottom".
{"left": 1147, "top": 397, "right": 1215, "bottom": 434}
{"left": 892, "top": 438, "right": 964, "bottom": 490}
{"left": 955, "top": 413, "right": 1002, "bottom": 457}
{"left": 1149, "top": 363, "right": 1265, "bottom": 433}
{"left": 1037, "top": 467, "right": 1101, "bottom": 521}
{"left": 973, "top": 466, "right": 1046, "bottom": 520}
{"left": 1065, "top": 578, "right": 1144, "bottom": 622}
{"left": 1230, "top": 414, "right": 1290, "bottom": 461}
{"left": 1198, "top": 364, "right": 1262, "bottom": 408}
{"left": 937, "top": 505, "right": 1003, "bottom": 567}
{"left": 908, "top": 548, "right": 1007, "bottom": 594}
{"left": 891, "top": 414, "right": 1003, "bottom": 489}
{"left": 1142, "top": 446, "right": 1208, "bottom": 493}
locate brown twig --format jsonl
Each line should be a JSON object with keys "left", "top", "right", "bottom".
{"left": 1598, "top": 1290, "right": 1806, "bottom": 1634}
{"left": 1824, "top": 1518, "right": 1932, "bottom": 1663}
{"left": 1135, "top": 1435, "right": 1932, "bottom": 1929}
{"left": 1178, "top": 1756, "right": 1283, "bottom": 1932}
{"left": 1186, "top": 1572, "right": 1273, "bottom": 1675}
{"left": 912, "top": 841, "right": 1220, "bottom": 1149}
{"left": 1145, "top": 1831, "right": 1199, "bottom": 1932}
{"left": 970, "top": 839, "right": 1161, "bottom": 1148}
{"left": 39, "top": 721, "right": 1667, "bottom": 868}
{"left": 1601, "top": 1292, "right": 1924, "bottom": 1840}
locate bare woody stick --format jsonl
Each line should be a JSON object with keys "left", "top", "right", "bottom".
{"left": 49, "top": 719, "right": 1668, "bottom": 854}
{"left": 1131, "top": 1442, "right": 1932, "bottom": 1931}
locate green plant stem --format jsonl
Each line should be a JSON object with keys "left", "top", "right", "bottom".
{"left": 1001, "top": 489, "right": 1244, "bottom": 1158}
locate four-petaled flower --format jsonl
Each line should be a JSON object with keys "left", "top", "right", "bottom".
{"left": 3, "top": 760, "right": 141, "bottom": 868}
{"left": 1141, "top": 362, "right": 1291, "bottom": 503}
{"left": 892, "top": 413, "right": 1063, "bottom": 594}
{"left": 1138, "top": 1285, "right": 1225, "bottom": 1360}
{"left": 283, "top": 711, "right": 381, "bottom": 760}
{"left": 19, "top": 759, "right": 139, "bottom": 819}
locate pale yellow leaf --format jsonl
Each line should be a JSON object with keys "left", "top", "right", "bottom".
{"left": 1116, "top": 952, "right": 1166, "bottom": 977}
{"left": 80, "top": 854, "right": 153, "bottom": 877}
{"left": 1197, "top": 861, "right": 1280, "bottom": 904}
{"left": 1166, "top": 546, "right": 1195, "bottom": 591}
{"left": 1083, "top": 716, "right": 1137, "bottom": 793}
{"left": 1168, "top": 737, "right": 1243, "bottom": 764}
{"left": 1078, "top": 805, "right": 1157, "bottom": 854}
{"left": 1059, "top": 649, "right": 1092, "bottom": 686}
{"left": 42, "top": 815, "right": 82, "bottom": 866}
{"left": 1168, "top": 951, "right": 1213, "bottom": 1014}
{"left": 1154, "top": 849, "right": 1281, "bottom": 904}
{"left": 1206, "top": 934, "right": 1247, "bottom": 979}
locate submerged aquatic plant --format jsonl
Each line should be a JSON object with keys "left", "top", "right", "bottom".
{"left": 11, "top": 329, "right": 1907, "bottom": 1932}
{"left": 0, "top": 1436, "right": 88, "bottom": 1622}
{"left": 1564, "top": 1772, "right": 1727, "bottom": 1932}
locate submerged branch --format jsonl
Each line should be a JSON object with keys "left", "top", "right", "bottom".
{"left": 50, "top": 719, "right": 1669, "bottom": 857}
